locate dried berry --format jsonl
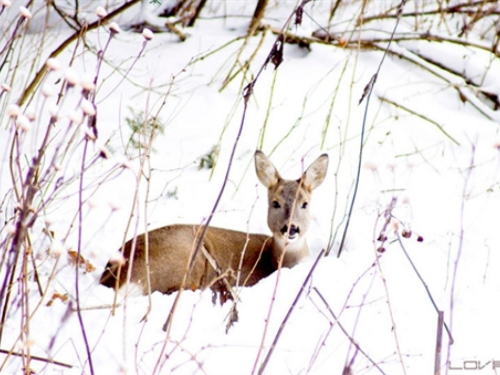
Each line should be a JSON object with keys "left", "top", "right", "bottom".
{"left": 377, "top": 233, "right": 387, "bottom": 242}
{"left": 402, "top": 229, "right": 412, "bottom": 238}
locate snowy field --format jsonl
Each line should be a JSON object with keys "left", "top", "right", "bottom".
{"left": 1, "top": 0, "right": 500, "bottom": 374}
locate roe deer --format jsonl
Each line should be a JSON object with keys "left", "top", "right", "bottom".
{"left": 100, "top": 150, "right": 328, "bottom": 298}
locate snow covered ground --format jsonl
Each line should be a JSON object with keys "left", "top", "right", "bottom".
{"left": 1, "top": 0, "right": 500, "bottom": 374}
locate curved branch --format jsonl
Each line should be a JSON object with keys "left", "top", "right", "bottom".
{"left": 17, "top": 0, "right": 141, "bottom": 106}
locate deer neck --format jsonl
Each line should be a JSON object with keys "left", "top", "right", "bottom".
{"left": 271, "top": 236, "right": 310, "bottom": 268}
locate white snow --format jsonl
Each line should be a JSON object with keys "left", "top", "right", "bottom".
{"left": 1, "top": 1, "right": 500, "bottom": 374}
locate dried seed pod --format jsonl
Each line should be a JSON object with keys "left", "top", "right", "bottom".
{"left": 109, "top": 22, "right": 121, "bottom": 34}
{"left": 16, "top": 114, "right": 31, "bottom": 131}
{"left": 7, "top": 104, "right": 20, "bottom": 117}
{"left": 42, "top": 84, "right": 55, "bottom": 97}
{"left": 142, "top": 28, "right": 154, "bottom": 41}
{"left": 64, "top": 68, "right": 79, "bottom": 87}
{"left": 95, "top": 6, "right": 107, "bottom": 18}
{"left": 401, "top": 229, "right": 412, "bottom": 238}
{"left": 19, "top": 6, "right": 32, "bottom": 19}
{"left": 81, "top": 73, "right": 96, "bottom": 92}
{"left": 25, "top": 107, "right": 36, "bottom": 121}
{"left": 271, "top": 34, "right": 284, "bottom": 69}
{"left": 99, "top": 146, "right": 110, "bottom": 159}
{"left": 84, "top": 128, "right": 96, "bottom": 141}
{"left": 295, "top": 5, "right": 303, "bottom": 25}
{"left": 48, "top": 104, "right": 59, "bottom": 118}
{"left": 377, "top": 233, "right": 387, "bottom": 242}
{"left": 80, "top": 99, "right": 96, "bottom": 116}
{"left": 46, "top": 58, "right": 62, "bottom": 71}
{"left": 68, "top": 109, "right": 83, "bottom": 124}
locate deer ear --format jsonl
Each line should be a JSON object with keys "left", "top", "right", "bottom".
{"left": 255, "top": 150, "right": 280, "bottom": 188}
{"left": 302, "top": 154, "right": 328, "bottom": 190}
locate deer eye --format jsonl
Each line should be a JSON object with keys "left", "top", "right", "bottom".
{"left": 272, "top": 201, "right": 281, "bottom": 209}
{"left": 301, "top": 202, "right": 308, "bottom": 209}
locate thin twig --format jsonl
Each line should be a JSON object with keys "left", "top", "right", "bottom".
{"left": 360, "top": 0, "right": 499, "bottom": 24}
{"left": 257, "top": 249, "right": 325, "bottom": 375}
{"left": 434, "top": 311, "right": 444, "bottom": 375}
{"left": 0, "top": 0, "right": 34, "bottom": 71}
{"left": 16, "top": 0, "right": 141, "bottom": 106}
{"left": 379, "top": 96, "right": 460, "bottom": 146}
{"left": 76, "top": 139, "right": 95, "bottom": 375}
{"left": 396, "top": 233, "right": 454, "bottom": 344}
{"left": 251, "top": 156, "right": 315, "bottom": 375}
{"left": 313, "top": 287, "right": 387, "bottom": 375}
{"left": 156, "top": 46, "right": 257, "bottom": 375}
{"left": 0, "top": 71, "right": 76, "bottom": 347}
{"left": 0, "top": 348, "right": 72, "bottom": 369}
{"left": 160, "top": 0, "right": 312, "bottom": 337}
{"left": 446, "top": 142, "right": 476, "bottom": 367}
{"left": 372, "top": 198, "right": 407, "bottom": 374}
{"left": 337, "top": 0, "right": 407, "bottom": 258}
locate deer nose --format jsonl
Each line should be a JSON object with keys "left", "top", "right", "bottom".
{"left": 281, "top": 224, "right": 300, "bottom": 237}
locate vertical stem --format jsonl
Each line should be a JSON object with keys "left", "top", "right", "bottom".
{"left": 186, "top": 0, "right": 207, "bottom": 27}
{"left": 21, "top": 242, "right": 31, "bottom": 374}
{"left": 435, "top": 311, "right": 444, "bottom": 375}
{"left": 76, "top": 139, "right": 94, "bottom": 375}
{"left": 249, "top": 0, "right": 269, "bottom": 36}
{"left": 337, "top": 0, "right": 407, "bottom": 258}
{"left": 257, "top": 250, "right": 325, "bottom": 375}
{"left": 445, "top": 144, "right": 474, "bottom": 372}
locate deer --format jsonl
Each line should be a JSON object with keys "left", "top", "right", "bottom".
{"left": 100, "top": 150, "right": 328, "bottom": 300}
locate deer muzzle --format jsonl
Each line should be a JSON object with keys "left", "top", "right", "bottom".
{"left": 281, "top": 224, "right": 300, "bottom": 240}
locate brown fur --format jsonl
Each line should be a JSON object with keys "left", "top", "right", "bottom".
{"left": 100, "top": 151, "right": 328, "bottom": 297}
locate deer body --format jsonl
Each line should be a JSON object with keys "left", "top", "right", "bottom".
{"left": 100, "top": 151, "right": 328, "bottom": 296}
